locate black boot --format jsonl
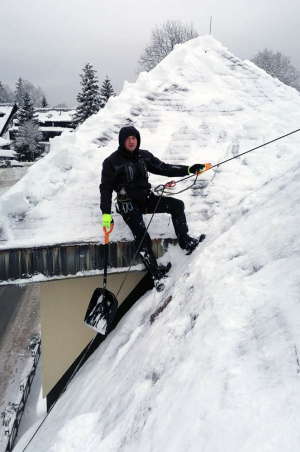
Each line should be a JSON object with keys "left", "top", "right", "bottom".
{"left": 140, "top": 248, "right": 165, "bottom": 292}
{"left": 178, "top": 233, "right": 206, "bottom": 255}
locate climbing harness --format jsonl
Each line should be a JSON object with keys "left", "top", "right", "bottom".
{"left": 116, "top": 194, "right": 133, "bottom": 214}
{"left": 115, "top": 187, "right": 134, "bottom": 214}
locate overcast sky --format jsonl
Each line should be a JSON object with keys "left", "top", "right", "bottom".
{"left": 1, "top": 0, "right": 300, "bottom": 107}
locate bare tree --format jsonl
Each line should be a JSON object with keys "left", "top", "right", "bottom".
{"left": 0, "top": 82, "right": 12, "bottom": 103}
{"left": 137, "top": 20, "right": 198, "bottom": 72}
{"left": 15, "top": 77, "right": 46, "bottom": 107}
{"left": 22, "top": 80, "right": 46, "bottom": 107}
{"left": 251, "top": 49, "right": 300, "bottom": 91}
{"left": 3, "top": 84, "right": 15, "bottom": 102}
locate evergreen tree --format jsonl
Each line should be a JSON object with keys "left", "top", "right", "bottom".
{"left": 0, "top": 82, "right": 10, "bottom": 103}
{"left": 17, "top": 91, "right": 38, "bottom": 125}
{"left": 15, "top": 120, "right": 43, "bottom": 162}
{"left": 15, "top": 77, "right": 25, "bottom": 106}
{"left": 41, "top": 95, "right": 49, "bottom": 107}
{"left": 14, "top": 90, "right": 42, "bottom": 161}
{"left": 100, "top": 76, "right": 116, "bottom": 107}
{"left": 72, "top": 63, "right": 101, "bottom": 126}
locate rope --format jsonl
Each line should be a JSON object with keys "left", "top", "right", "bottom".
{"left": 154, "top": 127, "right": 300, "bottom": 195}
{"left": 21, "top": 337, "right": 97, "bottom": 451}
{"left": 115, "top": 188, "right": 165, "bottom": 297}
{"left": 23, "top": 189, "right": 167, "bottom": 451}
{"left": 210, "top": 127, "right": 300, "bottom": 170}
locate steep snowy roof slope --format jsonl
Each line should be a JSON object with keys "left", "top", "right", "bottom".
{"left": 1, "top": 36, "right": 300, "bottom": 251}
{"left": 12, "top": 36, "right": 300, "bottom": 452}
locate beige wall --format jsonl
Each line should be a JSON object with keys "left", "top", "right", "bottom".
{"left": 40, "top": 271, "right": 146, "bottom": 397}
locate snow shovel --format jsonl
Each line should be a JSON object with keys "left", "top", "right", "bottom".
{"left": 84, "top": 222, "right": 118, "bottom": 335}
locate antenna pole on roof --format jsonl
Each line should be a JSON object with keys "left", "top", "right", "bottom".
{"left": 209, "top": 16, "right": 212, "bottom": 35}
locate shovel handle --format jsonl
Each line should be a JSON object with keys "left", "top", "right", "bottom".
{"left": 103, "top": 221, "right": 114, "bottom": 244}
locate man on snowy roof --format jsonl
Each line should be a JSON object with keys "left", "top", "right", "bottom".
{"left": 100, "top": 125, "right": 206, "bottom": 291}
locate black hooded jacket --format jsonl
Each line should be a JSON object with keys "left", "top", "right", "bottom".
{"left": 100, "top": 126, "right": 189, "bottom": 213}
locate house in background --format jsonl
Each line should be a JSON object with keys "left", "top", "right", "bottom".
{"left": 0, "top": 148, "right": 17, "bottom": 165}
{"left": 1, "top": 104, "right": 76, "bottom": 156}
{"left": 35, "top": 108, "right": 76, "bottom": 152}
{"left": 0, "top": 137, "right": 11, "bottom": 150}
{"left": 9, "top": 108, "right": 76, "bottom": 153}
{"left": 0, "top": 139, "right": 17, "bottom": 166}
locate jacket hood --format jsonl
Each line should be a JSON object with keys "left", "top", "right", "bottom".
{"left": 118, "top": 126, "right": 141, "bottom": 153}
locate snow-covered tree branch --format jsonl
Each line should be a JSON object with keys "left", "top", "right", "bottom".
{"left": 251, "top": 49, "right": 300, "bottom": 91}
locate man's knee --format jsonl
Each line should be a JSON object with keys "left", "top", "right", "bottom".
{"left": 170, "top": 198, "right": 185, "bottom": 216}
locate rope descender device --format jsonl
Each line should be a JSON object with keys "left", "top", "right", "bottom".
{"left": 154, "top": 163, "right": 212, "bottom": 196}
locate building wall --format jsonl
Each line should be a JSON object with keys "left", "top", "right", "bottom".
{"left": 40, "top": 271, "right": 146, "bottom": 398}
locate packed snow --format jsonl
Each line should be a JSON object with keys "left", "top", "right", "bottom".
{"left": 8, "top": 35, "right": 300, "bottom": 451}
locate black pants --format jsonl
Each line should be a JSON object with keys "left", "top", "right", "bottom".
{"left": 119, "top": 194, "right": 188, "bottom": 253}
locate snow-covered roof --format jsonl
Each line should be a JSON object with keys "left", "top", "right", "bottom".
{"left": 6, "top": 38, "right": 300, "bottom": 451}
{"left": 39, "top": 127, "right": 74, "bottom": 132}
{"left": 0, "top": 137, "right": 10, "bottom": 147}
{"left": 36, "top": 109, "right": 75, "bottom": 123}
{"left": 0, "top": 149, "right": 15, "bottom": 158}
{"left": 0, "top": 105, "right": 15, "bottom": 135}
{"left": 1, "top": 36, "right": 300, "bottom": 251}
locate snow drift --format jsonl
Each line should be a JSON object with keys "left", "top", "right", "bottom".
{"left": 11, "top": 36, "right": 300, "bottom": 451}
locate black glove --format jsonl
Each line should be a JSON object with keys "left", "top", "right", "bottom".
{"left": 188, "top": 164, "right": 205, "bottom": 175}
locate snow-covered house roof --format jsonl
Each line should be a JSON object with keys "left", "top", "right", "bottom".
{"left": 36, "top": 108, "right": 75, "bottom": 123}
{"left": 0, "top": 137, "right": 10, "bottom": 147}
{"left": 0, "top": 103, "right": 18, "bottom": 137}
{"left": 0, "top": 149, "right": 15, "bottom": 159}
{"left": 34, "top": 108, "right": 76, "bottom": 129}
{"left": 1, "top": 36, "right": 300, "bottom": 252}
{"left": 9, "top": 37, "right": 300, "bottom": 452}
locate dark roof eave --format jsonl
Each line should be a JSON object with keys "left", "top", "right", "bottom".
{"left": 0, "top": 238, "right": 178, "bottom": 284}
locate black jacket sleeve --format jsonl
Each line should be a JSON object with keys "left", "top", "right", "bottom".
{"left": 99, "top": 158, "right": 116, "bottom": 213}
{"left": 146, "top": 151, "right": 189, "bottom": 177}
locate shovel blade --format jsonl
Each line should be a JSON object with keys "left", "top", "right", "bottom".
{"left": 84, "top": 288, "right": 118, "bottom": 336}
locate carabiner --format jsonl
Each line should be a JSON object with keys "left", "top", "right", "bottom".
{"left": 165, "top": 180, "right": 176, "bottom": 189}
